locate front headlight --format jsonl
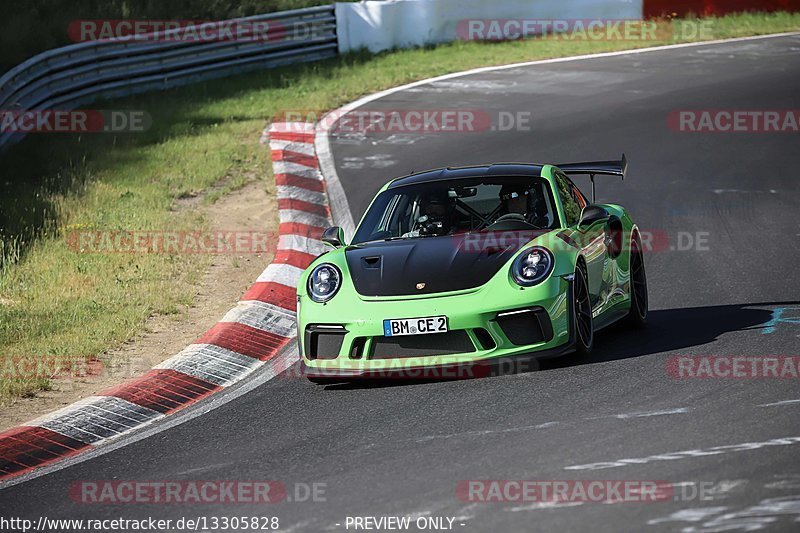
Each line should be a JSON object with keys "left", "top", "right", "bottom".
{"left": 308, "top": 263, "right": 342, "bottom": 302}
{"left": 511, "top": 247, "right": 554, "bottom": 287}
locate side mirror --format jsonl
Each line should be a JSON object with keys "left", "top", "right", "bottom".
{"left": 322, "top": 226, "right": 346, "bottom": 248}
{"left": 578, "top": 205, "right": 610, "bottom": 229}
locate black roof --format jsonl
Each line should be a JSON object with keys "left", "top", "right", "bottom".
{"left": 388, "top": 163, "right": 545, "bottom": 189}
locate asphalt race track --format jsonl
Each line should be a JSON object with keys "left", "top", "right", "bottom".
{"left": 2, "top": 35, "right": 800, "bottom": 532}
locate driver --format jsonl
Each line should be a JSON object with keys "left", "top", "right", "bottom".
{"left": 498, "top": 183, "right": 551, "bottom": 228}
{"left": 500, "top": 184, "right": 531, "bottom": 218}
{"left": 403, "top": 193, "right": 454, "bottom": 237}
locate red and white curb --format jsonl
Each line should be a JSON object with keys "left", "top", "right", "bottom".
{"left": 0, "top": 122, "right": 330, "bottom": 482}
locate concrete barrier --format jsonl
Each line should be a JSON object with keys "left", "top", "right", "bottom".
{"left": 336, "top": 0, "right": 644, "bottom": 53}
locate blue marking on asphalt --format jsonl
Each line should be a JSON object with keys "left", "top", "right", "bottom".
{"left": 762, "top": 307, "right": 800, "bottom": 334}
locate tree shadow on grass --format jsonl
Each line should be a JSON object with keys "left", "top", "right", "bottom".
{"left": 0, "top": 50, "right": 375, "bottom": 268}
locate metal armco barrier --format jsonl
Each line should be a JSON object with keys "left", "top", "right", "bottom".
{"left": 0, "top": 5, "right": 337, "bottom": 151}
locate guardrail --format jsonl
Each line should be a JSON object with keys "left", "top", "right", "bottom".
{"left": 0, "top": 5, "right": 337, "bottom": 151}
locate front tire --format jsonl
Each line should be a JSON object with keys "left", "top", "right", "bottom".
{"left": 573, "top": 262, "right": 594, "bottom": 357}
{"left": 626, "top": 236, "right": 648, "bottom": 328}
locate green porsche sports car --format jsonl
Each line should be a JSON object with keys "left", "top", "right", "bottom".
{"left": 298, "top": 156, "right": 647, "bottom": 381}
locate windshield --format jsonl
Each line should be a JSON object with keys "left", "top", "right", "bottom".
{"left": 351, "top": 176, "right": 559, "bottom": 245}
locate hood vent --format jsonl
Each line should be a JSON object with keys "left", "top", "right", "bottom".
{"left": 362, "top": 256, "right": 382, "bottom": 269}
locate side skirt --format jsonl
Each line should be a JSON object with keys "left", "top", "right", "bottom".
{"left": 593, "top": 304, "right": 630, "bottom": 332}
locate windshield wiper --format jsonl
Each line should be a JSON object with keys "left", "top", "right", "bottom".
{"left": 384, "top": 234, "right": 439, "bottom": 242}
{"left": 355, "top": 234, "right": 441, "bottom": 246}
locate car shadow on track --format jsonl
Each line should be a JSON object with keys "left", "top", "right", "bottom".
{"left": 540, "top": 301, "right": 797, "bottom": 371}
{"left": 318, "top": 302, "right": 796, "bottom": 390}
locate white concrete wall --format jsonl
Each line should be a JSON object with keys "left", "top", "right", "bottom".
{"left": 336, "top": 0, "right": 644, "bottom": 53}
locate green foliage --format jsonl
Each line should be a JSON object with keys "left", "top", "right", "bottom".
{"left": 1, "top": 0, "right": 340, "bottom": 72}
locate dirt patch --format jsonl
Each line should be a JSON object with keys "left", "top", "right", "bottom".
{"left": 0, "top": 179, "right": 278, "bottom": 431}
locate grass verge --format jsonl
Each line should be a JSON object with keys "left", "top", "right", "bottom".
{"left": 1, "top": 12, "right": 798, "bottom": 405}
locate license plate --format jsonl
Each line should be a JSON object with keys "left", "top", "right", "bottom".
{"left": 383, "top": 316, "right": 448, "bottom": 337}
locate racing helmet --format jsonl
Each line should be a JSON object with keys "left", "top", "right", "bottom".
{"left": 417, "top": 192, "right": 454, "bottom": 235}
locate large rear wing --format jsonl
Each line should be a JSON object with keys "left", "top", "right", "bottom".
{"left": 555, "top": 154, "right": 627, "bottom": 202}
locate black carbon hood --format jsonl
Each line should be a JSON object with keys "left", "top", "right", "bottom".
{"left": 345, "top": 233, "right": 538, "bottom": 297}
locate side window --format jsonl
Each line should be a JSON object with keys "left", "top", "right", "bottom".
{"left": 555, "top": 171, "right": 581, "bottom": 226}
{"left": 568, "top": 179, "right": 588, "bottom": 210}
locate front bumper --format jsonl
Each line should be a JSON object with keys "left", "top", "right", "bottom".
{"left": 299, "top": 274, "right": 572, "bottom": 377}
